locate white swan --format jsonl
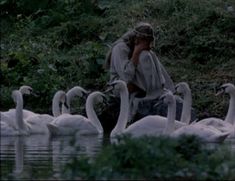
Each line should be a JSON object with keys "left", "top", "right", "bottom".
{"left": 109, "top": 80, "right": 229, "bottom": 142}
{"left": 24, "top": 90, "right": 68, "bottom": 134}
{"left": 1, "top": 89, "right": 68, "bottom": 135}
{"left": 1, "top": 86, "right": 37, "bottom": 125}
{"left": 194, "top": 83, "right": 235, "bottom": 137}
{"left": 175, "top": 82, "right": 192, "bottom": 124}
{"left": 47, "top": 91, "right": 105, "bottom": 136}
{"left": 62, "top": 86, "right": 88, "bottom": 114}
{"left": 1, "top": 86, "right": 63, "bottom": 128}
{"left": 1, "top": 90, "right": 30, "bottom": 136}
{"left": 110, "top": 80, "right": 186, "bottom": 138}
{"left": 0, "top": 121, "right": 21, "bottom": 136}
{"left": 152, "top": 91, "right": 229, "bottom": 142}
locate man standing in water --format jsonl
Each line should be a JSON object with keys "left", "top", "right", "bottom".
{"left": 105, "top": 22, "right": 176, "bottom": 122}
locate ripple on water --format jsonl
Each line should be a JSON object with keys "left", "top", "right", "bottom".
{"left": 0, "top": 134, "right": 105, "bottom": 180}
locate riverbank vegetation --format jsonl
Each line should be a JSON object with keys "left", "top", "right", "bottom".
{"left": 63, "top": 136, "right": 235, "bottom": 180}
{"left": 1, "top": 0, "right": 235, "bottom": 119}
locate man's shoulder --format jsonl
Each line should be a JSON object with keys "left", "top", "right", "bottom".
{"left": 113, "top": 41, "right": 129, "bottom": 52}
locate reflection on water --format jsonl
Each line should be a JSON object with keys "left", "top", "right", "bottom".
{"left": 0, "top": 135, "right": 234, "bottom": 180}
{"left": 0, "top": 134, "right": 105, "bottom": 180}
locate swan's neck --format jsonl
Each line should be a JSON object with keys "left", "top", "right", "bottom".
{"left": 15, "top": 137, "right": 24, "bottom": 174}
{"left": 86, "top": 97, "right": 103, "bottom": 133}
{"left": 225, "top": 93, "right": 235, "bottom": 125}
{"left": 15, "top": 92, "right": 25, "bottom": 131}
{"left": 164, "top": 99, "right": 176, "bottom": 134}
{"left": 180, "top": 92, "right": 192, "bottom": 124}
{"left": 62, "top": 94, "right": 71, "bottom": 114}
{"left": 62, "top": 91, "right": 74, "bottom": 114}
{"left": 52, "top": 96, "right": 61, "bottom": 117}
{"left": 62, "top": 104, "right": 70, "bottom": 114}
{"left": 111, "top": 87, "right": 129, "bottom": 136}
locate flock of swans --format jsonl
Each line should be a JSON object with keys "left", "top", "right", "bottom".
{"left": 1, "top": 80, "right": 234, "bottom": 143}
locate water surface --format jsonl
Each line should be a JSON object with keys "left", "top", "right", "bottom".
{"left": 0, "top": 134, "right": 105, "bottom": 180}
{"left": 1, "top": 135, "right": 234, "bottom": 180}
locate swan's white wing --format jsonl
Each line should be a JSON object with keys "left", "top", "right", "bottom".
{"left": 48, "top": 114, "right": 90, "bottom": 136}
{"left": 0, "top": 112, "right": 18, "bottom": 129}
{"left": 76, "top": 121, "right": 99, "bottom": 135}
{"left": 172, "top": 124, "right": 229, "bottom": 142}
{"left": 26, "top": 114, "right": 54, "bottom": 124}
{"left": 0, "top": 121, "right": 19, "bottom": 136}
{"left": 25, "top": 114, "right": 54, "bottom": 134}
{"left": 2, "top": 109, "right": 38, "bottom": 120}
{"left": 125, "top": 115, "right": 186, "bottom": 138}
{"left": 195, "top": 118, "right": 232, "bottom": 133}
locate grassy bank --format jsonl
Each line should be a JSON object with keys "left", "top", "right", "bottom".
{"left": 1, "top": 0, "right": 235, "bottom": 119}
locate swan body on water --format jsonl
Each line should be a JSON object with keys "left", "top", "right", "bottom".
{"left": 24, "top": 90, "right": 68, "bottom": 134}
{"left": 110, "top": 80, "right": 229, "bottom": 142}
{"left": 194, "top": 83, "right": 235, "bottom": 138}
{"left": 1, "top": 90, "right": 30, "bottom": 136}
{"left": 1, "top": 86, "right": 37, "bottom": 128}
{"left": 0, "top": 121, "right": 21, "bottom": 136}
{"left": 110, "top": 80, "right": 185, "bottom": 138}
{"left": 1, "top": 86, "right": 64, "bottom": 129}
{"left": 1, "top": 88, "right": 68, "bottom": 135}
{"left": 47, "top": 91, "right": 105, "bottom": 136}
{"left": 158, "top": 91, "right": 229, "bottom": 142}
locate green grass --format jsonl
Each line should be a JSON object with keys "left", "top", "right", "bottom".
{"left": 63, "top": 135, "right": 235, "bottom": 180}
{"left": 0, "top": 0, "right": 234, "bottom": 118}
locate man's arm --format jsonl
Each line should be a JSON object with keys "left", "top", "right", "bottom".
{"left": 111, "top": 42, "right": 136, "bottom": 82}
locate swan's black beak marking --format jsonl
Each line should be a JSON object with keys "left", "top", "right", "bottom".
{"left": 63, "top": 96, "right": 69, "bottom": 109}
{"left": 101, "top": 95, "right": 109, "bottom": 106}
{"left": 31, "top": 90, "right": 39, "bottom": 97}
{"left": 82, "top": 90, "right": 90, "bottom": 99}
{"left": 103, "top": 83, "right": 115, "bottom": 94}
{"left": 175, "top": 84, "right": 179, "bottom": 90}
{"left": 216, "top": 86, "right": 226, "bottom": 96}
{"left": 153, "top": 94, "right": 166, "bottom": 108}
{"left": 63, "top": 102, "right": 69, "bottom": 109}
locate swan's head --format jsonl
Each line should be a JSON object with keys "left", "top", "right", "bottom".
{"left": 19, "top": 85, "right": 33, "bottom": 95}
{"left": 88, "top": 91, "right": 107, "bottom": 104}
{"left": 159, "top": 90, "right": 175, "bottom": 105}
{"left": 106, "top": 80, "right": 128, "bottom": 93}
{"left": 53, "top": 90, "right": 68, "bottom": 108}
{"left": 175, "top": 82, "right": 190, "bottom": 95}
{"left": 216, "top": 83, "right": 235, "bottom": 96}
{"left": 67, "top": 86, "right": 89, "bottom": 99}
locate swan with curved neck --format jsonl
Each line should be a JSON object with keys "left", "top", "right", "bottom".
{"left": 175, "top": 82, "right": 192, "bottom": 124}
{"left": 1, "top": 90, "right": 30, "bottom": 136}
{"left": 1, "top": 86, "right": 37, "bottom": 123}
{"left": 1, "top": 89, "right": 68, "bottom": 135}
{"left": 110, "top": 80, "right": 186, "bottom": 138}
{"left": 1, "top": 86, "right": 64, "bottom": 126}
{"left": 194, "top": 83, "right": 235, "bottom": 137}
{"left": 24, "top": 90, "right": 68, "bottom": 134}
{"left": 62, "top": 86, "right": 88, "bottom": 114}
{"left": 47, "top": 91, "right": 104, "bottom": 136}
{"left": 159, "top": 90, "right": 229, "bottom": 142}
{"left": 110, "top": 80, "right": 229, "bottom": 142}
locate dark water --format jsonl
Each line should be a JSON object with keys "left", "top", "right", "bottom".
{"left": 0, "top": 134, "right": 108, "bottom": 180}
{"left": 0, "top": 134, "right": 234, "bottom": 180}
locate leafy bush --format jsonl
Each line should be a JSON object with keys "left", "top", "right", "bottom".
{"left": 63, "top": 136, "right": 235, "bottom": 180}
{"left": 0, "top": 0, "right": 234, "bottom": 117}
